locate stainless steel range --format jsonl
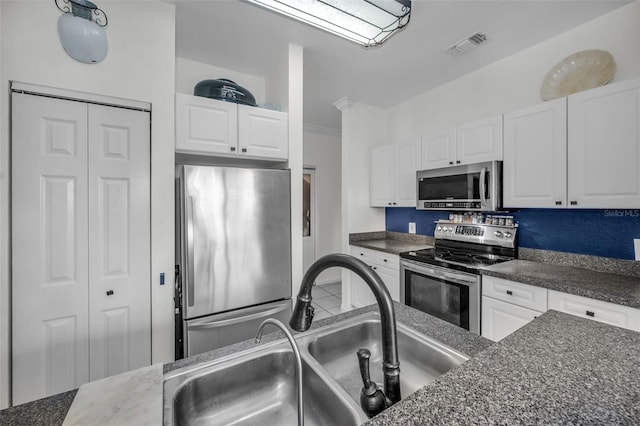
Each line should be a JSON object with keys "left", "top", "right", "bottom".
{"left": 400, "top": 221, "right": 518, "bottom": 334}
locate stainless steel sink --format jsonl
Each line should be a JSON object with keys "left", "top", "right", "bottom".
{"left": 164, "top": 312, "right": 469, "bottom": 425}
{"left": 305, "top": 313, "right": 469, "bottom": 403}
{"left": 164, "top": 344, "right": 363, "bottom": 426}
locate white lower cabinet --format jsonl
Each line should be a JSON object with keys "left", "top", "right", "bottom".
{"left": 548, "top": 290, "right": 640, "bottom": 332}
{"left": 349, "top": 246, "right": 400, "bottom": 307}
{"left": 481, "top": 276, "right": 547, "bottom": 342}
{"left": 482, "top": 275, "right": 640, "bottom": 341}
{"left": 481, "top": 296, "right": 543, "bottom": 342}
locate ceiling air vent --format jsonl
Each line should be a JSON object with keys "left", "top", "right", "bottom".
{"left": 447, "top": 33, "right": 487, "bottom": 55}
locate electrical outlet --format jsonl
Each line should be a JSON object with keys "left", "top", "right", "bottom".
{"left": 635, "top": 239, "right": 640, "bottom": 261}
{"left": 408, "top": 222, "right": 416, "bottom": 234}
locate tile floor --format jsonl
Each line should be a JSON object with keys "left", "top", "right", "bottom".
{"left": 311, "top": 282, "right": 348, "bottom": 320}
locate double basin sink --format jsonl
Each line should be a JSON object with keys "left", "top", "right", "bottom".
{"left": 163, "top": 312, "right": 469, "bottom": 425}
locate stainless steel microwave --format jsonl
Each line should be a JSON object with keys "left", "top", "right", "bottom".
{"left": 417, "top": 161, "right": 502, "bottom": 211}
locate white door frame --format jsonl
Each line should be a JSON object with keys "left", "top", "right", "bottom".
{"left": 302, "top": 167, "right": 316, "bottom": 275}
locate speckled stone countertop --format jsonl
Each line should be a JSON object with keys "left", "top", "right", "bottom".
{"left": 366, "top": 310, "right": 640, "bottom": 425}
{"left": 481, "top": 259, "right": 640, "bottom": 309}
{"left": 349, "top": 231, "right": 434, "bottom": 255}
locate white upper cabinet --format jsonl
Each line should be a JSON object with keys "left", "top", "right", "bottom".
{"left": 176, "top": 93, "right": 288, "bottom": 160}
{"left": 370, "top": 139, "right": 420, "bottom": 207}
{"left": 503, "top": 98, "right": 568, "bottom": 208}
{"left": 176, "top": 93, "right": 238, "bottom": 155}
{"left": 502, "top": 79, "right": 640, "bottom": 209}
{"left": 395, "top": 140, "right": 421, "bottom": 206}
{"left": 420, "top": 115, "right": 503, "bottom": 170}
{"left": 421, "top": 128, "right": 456, "bottom": 169}
{"left": 456, "top": 115, "right": 503, "bottom": 164}
{"left": 567, "top": 79, "right": 640, "bottom": 208}
{"left": 238, "top": 104, "right": 288, "bottom": 159}
{"left": 370, "top": 145, "right": 395, "bottom": 207}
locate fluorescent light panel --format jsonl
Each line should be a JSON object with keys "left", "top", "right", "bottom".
{"left": 244, "top": 0, "right": 411, "bottom": 47}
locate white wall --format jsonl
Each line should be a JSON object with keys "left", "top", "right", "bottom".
{"left": 175, "top": 57, "right": 266, "bottom": 104}
{"left": 287, "top": 44, "right": 305, "bottom": 296}
{"left": 303, "top": 129, "right": 342, "bottom": 284}
{"left": 336, "top": 99, "right": 387, "bottom": 308}
{"left": 387, "top": 0, "right": 640, "bottom": 142}
{"left": 0, "top": 0, "right": 176, "bottom": 407}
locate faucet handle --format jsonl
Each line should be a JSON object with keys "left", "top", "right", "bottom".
{"left": 357, "top": 348, "right": 388, "bottom": 418}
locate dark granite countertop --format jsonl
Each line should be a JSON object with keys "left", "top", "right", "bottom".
{"left": 367, "top": 310, "right": 640, "bottom": 425}
{"left": 481, "top": 259, "right": 640, "bottom": 309}
{"left": 349, "top": 231, "right": 434, "bottom": 255}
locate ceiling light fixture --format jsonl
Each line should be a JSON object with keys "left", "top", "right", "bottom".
{"left": 243, "top": 0, "right": 411, "bottom": 48}
{"left": 55, "top": 0, "right": 109, "bottom": 64}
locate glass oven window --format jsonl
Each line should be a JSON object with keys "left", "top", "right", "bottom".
{"left": 404, "top": 270, "right": 470, "bottom": 330}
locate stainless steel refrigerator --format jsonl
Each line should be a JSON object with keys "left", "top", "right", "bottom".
{"left": 175, "top": 164, "right": 292, "bottom": 358}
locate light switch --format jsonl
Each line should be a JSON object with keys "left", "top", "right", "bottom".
{"left": 634, "top": 239, "right": 640, "bottom": 261}
{"left": 408, "top": 222, "right": 416, "bottom": 234}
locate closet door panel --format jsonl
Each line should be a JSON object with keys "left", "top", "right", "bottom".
{"left": 87, "top": 104, "right": 151, "bottom": 380}
{"left": 11, "top": 93, "right": 90, "bottom": 404}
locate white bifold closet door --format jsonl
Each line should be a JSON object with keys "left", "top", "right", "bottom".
{"left": 11, "top": 93, "right": 151, "bottom": 405}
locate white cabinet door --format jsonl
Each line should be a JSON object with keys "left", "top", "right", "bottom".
{"left": 12, "top": 93, "right": 152, "bottom": 404}
{"left": 175, "top": 93, "right": 238, "bottom": 155}
{"left": 238, "top": 104, "right": 288, "bottom": 160}
{"left": 87, "top": 105, "right": 151, "bottom": 381}
{"left": 395, "top": 140, "right": 420, "bottom": 207}
{"left": 370, "top": 145, "right": 395, "bottom": 207}
{"left": 11, "top": 94, "right": 91, "bottom": 405}
{"left": 456, "top": 115, "right": 503, "bottom": 164}
{"left": 374, "top": 265, "right": 400, "bottom": 303}
{"left": 481, "top": 296, "right": 542, "bottom": 342}
{"left": 421, "top": 128, "right": 456, "bottom": 169}
{"left": 349, "top": 247, "right": 376, "bottom": 308}
{"left": 568, "top": 79, "right": 640, "bottom": 208}
{"left": 503, "top": 98, "right": 567, "bottom": 208}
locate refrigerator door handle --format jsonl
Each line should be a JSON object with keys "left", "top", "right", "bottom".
{"left": 189, "top": 305, "right": 290, "bottom": 330}
{"left": 186, "top": 196, "right": 195, "bottom": 307}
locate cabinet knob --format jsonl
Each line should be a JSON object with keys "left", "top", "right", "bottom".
{"left": 570, "top": 201, "right": 578, "bottom": 206}
{"left": 449, "top": 161, "right": 453, "bottom": 165}
{"left": 506, "top": 290, "right": 513, "bottom": 296}
{"left": 241, "top": 148, "right": 247, "bottom": 153}
{"left": 106, "top": 290, "right": 114, "bottom": 296}
{"left": 230, "top": 147, "right": 236, "bottom": 152}
{"left": 392, "top": 202, "right": 397, "bottom": 205}
{"left": 456, "top": 160, "right": 461, "bottom": 164}
{"left": 586, "top": 310, "right": 595, "bottom": 317}
{"left": 555, "top": 201, "right": 562, "bottom": 206}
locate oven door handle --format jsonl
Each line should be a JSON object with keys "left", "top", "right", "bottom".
{"left": 403, "top": 263, "right": 477, "bottom": 286}
{"left": 480, "top": 166, "right": 487, "bottom": 207}
{"left": 442, "top": 272, "right": 477, "bottom": 285}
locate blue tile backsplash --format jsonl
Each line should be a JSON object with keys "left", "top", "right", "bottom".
{"left": 385, "top": 208, "right": 640, "bottom": 260}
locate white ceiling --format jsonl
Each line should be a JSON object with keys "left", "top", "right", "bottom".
{"left": 173, "top": 0, "right": 630, "bottom": 133}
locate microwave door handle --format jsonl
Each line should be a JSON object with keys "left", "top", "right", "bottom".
{"left": 480, "top": 167, "right": 487, "bottom": 207}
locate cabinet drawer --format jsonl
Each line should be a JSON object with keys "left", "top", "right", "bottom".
{"left": 349, "top": 246, "right": 375, "bottom": 264}
{"left": 548, "top": 290, "right": 640, "bottom": 331}
{"left": 374, "top": 253, "right": 399, "bottom": 270}
{"left": 481, "top": 296, "right": 543, "bottom": 342}
{"left": 482, "top": 276, "right": 547, "bottom": 312}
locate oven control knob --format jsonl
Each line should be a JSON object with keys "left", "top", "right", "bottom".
{"left": 504, "top": 232, "right": 512, "bottom": 238}
{"left": 494, "top": 231, "right": 504, "bottom": 238}
{"left": 448, "top": 227, "right": 454, "bottom": 232}
{"left": 437, "top": 226, "right": 442, "bottom": 232}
